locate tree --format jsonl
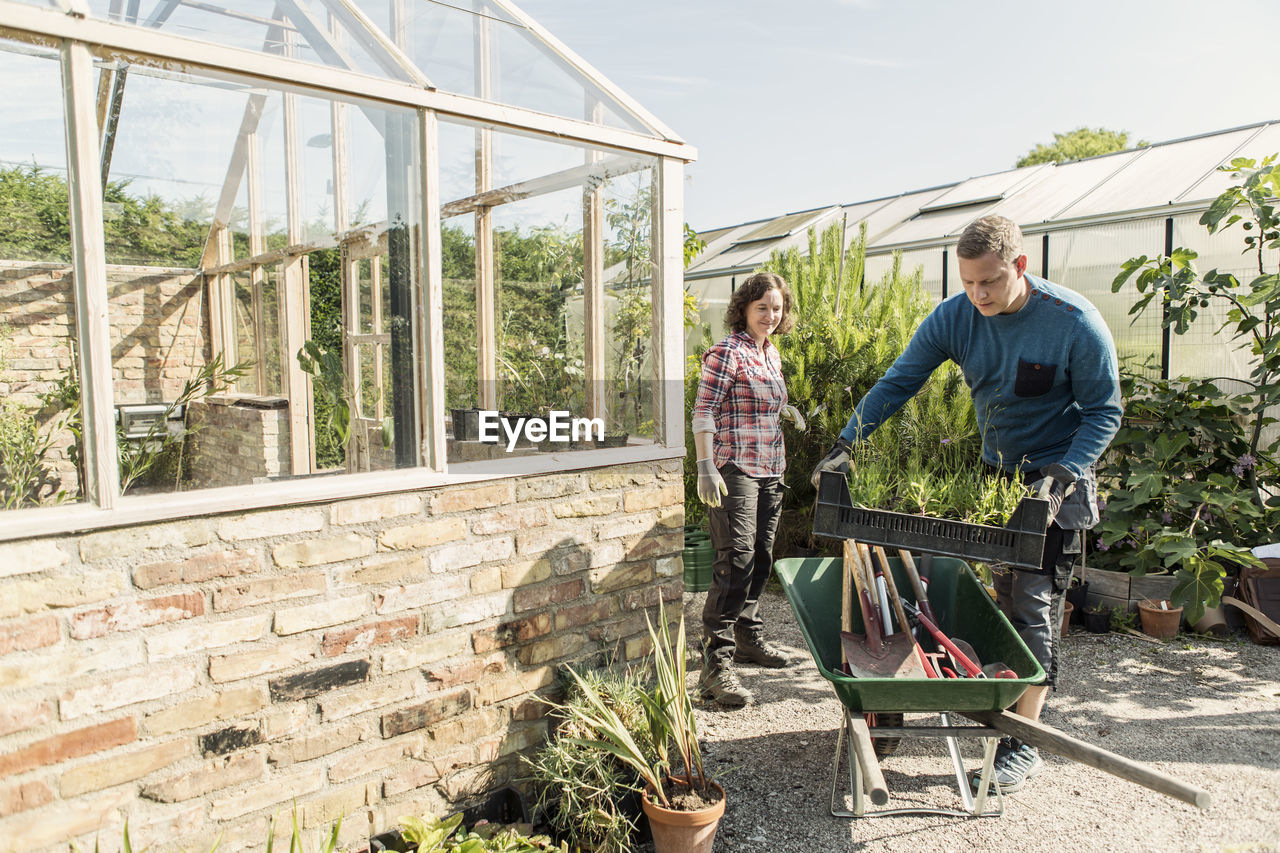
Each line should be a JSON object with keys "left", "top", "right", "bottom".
{"left": 1015, "top": 127, "right": 1146, "bottom": 168}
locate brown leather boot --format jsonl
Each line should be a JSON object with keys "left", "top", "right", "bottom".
{"left": 698, "top": 661, "right": 752, "bottom": 707}
{"left": 733, "top": 629, "right": 790, "bottom": 668}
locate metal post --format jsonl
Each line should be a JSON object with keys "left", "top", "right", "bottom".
{"left": 1162, "top": 217, "right": 1173, "bottom": 380}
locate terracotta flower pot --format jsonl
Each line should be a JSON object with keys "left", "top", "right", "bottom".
{"left": 1061, "top": 600, "right": 1074, "bottom": 636}
{"left": 641, "top": 777, "right": 725, "bottom": 853}
{"left": 1138, "top": 599, "right": 1183, "bottom": 639}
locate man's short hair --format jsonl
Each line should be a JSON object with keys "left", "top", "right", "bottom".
{"left": 957, "top": 215, "right": 1023, "bottom": 262}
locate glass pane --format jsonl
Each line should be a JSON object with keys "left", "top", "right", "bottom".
{"left": 602, "top": 167, "right": 655, "bottom": 444}
{"left": 95, "top": 57, "right": 425, "bottom": 494}
{"left": 361, "top": 0, "right": 651, "bottom": 132}
{"left": 439, "top": 116, "right": 662, "bottom": 461}
{"left": 1048, "top": 219, "right": 1164, "bottom": 377}
{"left": 495, "top": 187, "right": 585, "bottom": 422}
{"left": 85, "top": 0, "right": 405, "bottom": 82}
{"left": 0, "top": 38, "right": 83, "bottom": 511}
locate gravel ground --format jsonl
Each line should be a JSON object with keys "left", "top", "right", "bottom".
{"left": 670, "top": 586, "right": 1280, "bottom": 853}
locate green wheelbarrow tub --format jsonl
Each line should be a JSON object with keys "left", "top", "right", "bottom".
{"left": 775, "top": 556, "right": 1045, "bottom": 713}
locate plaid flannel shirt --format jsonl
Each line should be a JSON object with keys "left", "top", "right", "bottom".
{"left": 692, "top": 331, "right": 788, "bottom": 477}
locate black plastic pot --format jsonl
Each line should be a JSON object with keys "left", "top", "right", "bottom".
{"left": 595, "top": 432, "right": 629, "bottom": 448}
{"left": 1065, "top": 580, "right": 1089, "bottom": 624}
{"left": 1083, "top": 607, "right": 1110, "bottom": 634}
{"left": 452, "top": 408, "right": 481, "bottom": 442}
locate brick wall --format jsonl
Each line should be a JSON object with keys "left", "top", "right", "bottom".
{"left": 0, "top": 461, "right": 685, "bottom": 851}
{"left": 187, "top": 399, "right": 291, "bottom": 488}
{"left": 0, "top": 262, "right": 207, "bottom": 497}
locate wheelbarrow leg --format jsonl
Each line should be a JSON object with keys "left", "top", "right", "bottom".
{"left": 940, "top": 713, "right": 1003, "bottom": 817}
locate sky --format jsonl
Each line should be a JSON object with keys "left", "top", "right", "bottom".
{"left": 516, "top": 0, "right": 1280, "bottom": 231}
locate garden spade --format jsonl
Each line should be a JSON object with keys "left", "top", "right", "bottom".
{"left": 839, "top": 542, "right": 926, "bottom": 679}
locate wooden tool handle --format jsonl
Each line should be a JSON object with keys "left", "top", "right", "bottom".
{"left": 841, "top": 541, "right": 855, "bottom": 665}
{"left": 848, "top": 715, "right": 889, "bottom": 806}
{"left": 962, "top": 709, "right": 1211, "bottom": 810}
{"left": 897, "top": 549, "right": 938, "bottom": 623}
{"left": 851, "top": 542, "right": 883, "bottom": 642}
{"left": 874, "top": 546, "right": 912, "bottom": 637}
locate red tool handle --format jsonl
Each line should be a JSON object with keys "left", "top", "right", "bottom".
{"left": 901, "top": 600, "right": 984, "bottom": 678}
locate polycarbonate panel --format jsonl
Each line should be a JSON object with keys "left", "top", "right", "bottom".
{"left": 1056, "top": 129, "right": 1260, "bottom": 219}
{"left": 895, "top": 248, "right": 944, "bottom": 303}
{"left": 730, "top": 209, "right": 830, "bottom": 246}
{"left": 85, "top": 0, "right": 407, "bottom": 82}
{"left": 1178, "top": 122, "right": 1280, "bottom": 204}
{"left": 862, "top": 186, "right": 954, "bottom": 246}
{"left": 918, "top": 165, "right": 1049, "bottom": 213}
{"left": 1022, "top": 232, "right": 1046, "bottom": 281}
{"left": 1048, "top": 219, "right": 1164, "bottom": 376}
{"left": 875, "top": 201, "right": 1000, "bottom": 248}
{"left": 1167, "top": 213, "right": 1267, "bottom": 381}
{"left": 989, "top": 152, "right": 1138, "bottom": 226}
{"left": 862, "top": 253, "right": 896, "bottom": 289}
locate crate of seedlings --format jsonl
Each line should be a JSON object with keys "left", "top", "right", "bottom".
{"left": 813, "top": 471, "right": 1049, "bottom": 570}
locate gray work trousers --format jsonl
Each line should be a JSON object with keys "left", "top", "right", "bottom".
{"left": 702, "top": 462, "right": 784, "bottom": 666}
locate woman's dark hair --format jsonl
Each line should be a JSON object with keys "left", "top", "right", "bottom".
{"left": 725, "top": 272, "right": 795, "bottom": 335}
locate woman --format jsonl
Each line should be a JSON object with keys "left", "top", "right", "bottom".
{"left": 691, "top": 271, "right": 804, "bottom": 707}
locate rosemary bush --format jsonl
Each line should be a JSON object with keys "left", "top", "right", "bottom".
{"left": 523, "top": 665, "right": 654, "bottom": 853}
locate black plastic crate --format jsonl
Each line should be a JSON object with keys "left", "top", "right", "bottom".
{"left": 813, "top": 471, "right": 1049, "bottom": 570}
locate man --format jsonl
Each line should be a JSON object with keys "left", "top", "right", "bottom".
{"left": 811, "top": 214, "right": 1122, "bottom": 793}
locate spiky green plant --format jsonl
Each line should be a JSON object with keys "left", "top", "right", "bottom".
{"left": 524, "top": 665, "right": 652, "bottom": 852}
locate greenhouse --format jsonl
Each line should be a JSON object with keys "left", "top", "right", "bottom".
{"left": 686, "top": 119, "right": 1280, "bottom": 384}
{"left": 0, "top": 2, "right": 693, "bottom": 850}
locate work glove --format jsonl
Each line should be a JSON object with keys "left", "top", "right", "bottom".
{"left": 1033, "top": 463, "right": 1075, "bottom": 527}
{"left": 780, "top": 404, "right": 807, "bottom": 431}
{"left": 810, "top": 437, "right": 853, "bottom": 489}
{"left": 696, "top": 459, "right": 728, "bottom": 508}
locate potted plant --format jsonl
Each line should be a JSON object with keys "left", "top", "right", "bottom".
{"left": 1110, "top": 156, "right": 1280, "bottom": 623}
{"left": 1089, "top": 373, "right": 1266, "bottom": 626}
{"left": 1137, "top": 598, "right": 1183, "bottom": 640}
{"left": 388, "top": 813, "right": 566, "bottom": 852}
{"left": 524, "top": 666, "right": 654, "bottom": 852}
{"left": 563, "top": 605, "right": 724, "bottom": 853}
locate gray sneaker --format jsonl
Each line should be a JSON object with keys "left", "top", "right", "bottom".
{"left": 699, "top": 663, "right": 752, "bottom": 707}
{"left": 971, "top": 737, "right": 1045, "bottom": 794}
{"left": 733, "top": 631, "right": 790, "bottom": 668}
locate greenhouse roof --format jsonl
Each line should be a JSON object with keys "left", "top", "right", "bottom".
{"left": 10, "top": 0, "right": 682, "bottom": 143}
{"left": 686, "top": 119, "right": 1280, "bottom": 278}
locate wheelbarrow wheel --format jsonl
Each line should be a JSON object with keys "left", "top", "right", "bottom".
{"left": 864, "top": 712, "right": 903, "bottom": 758}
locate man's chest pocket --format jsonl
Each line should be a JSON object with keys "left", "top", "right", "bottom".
{"left": 1014, "top": 358, "right": 1056, "bottom": 397}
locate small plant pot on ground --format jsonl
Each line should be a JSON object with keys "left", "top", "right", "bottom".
{"left": 1138, "top": 599, "right": 1183, "bottom": 639}
{"left": 1083, "top": 606, "right": 1111, "bottom": 634}
{"left": 641, "top": 778, "right": 725, "bottom": 853}
{"left": 1061, "top": 600, "right": 1074, "bottom": 636}
{"left": 1065, "top": 579, "right": 1089, "bottom": 622}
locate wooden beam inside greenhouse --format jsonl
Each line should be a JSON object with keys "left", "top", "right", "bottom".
{"left": 582, "top": 99, "right": 606, "bottom": 422}
{"left": 474, "top": 6, "right": 496, "bottom": 411}
{"left": 61, "top": 40, "right": 121, "bottom": 507}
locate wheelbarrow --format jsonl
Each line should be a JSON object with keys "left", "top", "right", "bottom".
{"left": 774, "top": 554, "right": 1211, "bottom": 818}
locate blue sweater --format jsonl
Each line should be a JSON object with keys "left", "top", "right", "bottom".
{"left": 839, "top": 274, "right": 1122, "bottom": 479}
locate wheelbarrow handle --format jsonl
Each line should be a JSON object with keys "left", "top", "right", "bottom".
{"left": 901, "top": 599, "right": 985, "bottom": 678}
